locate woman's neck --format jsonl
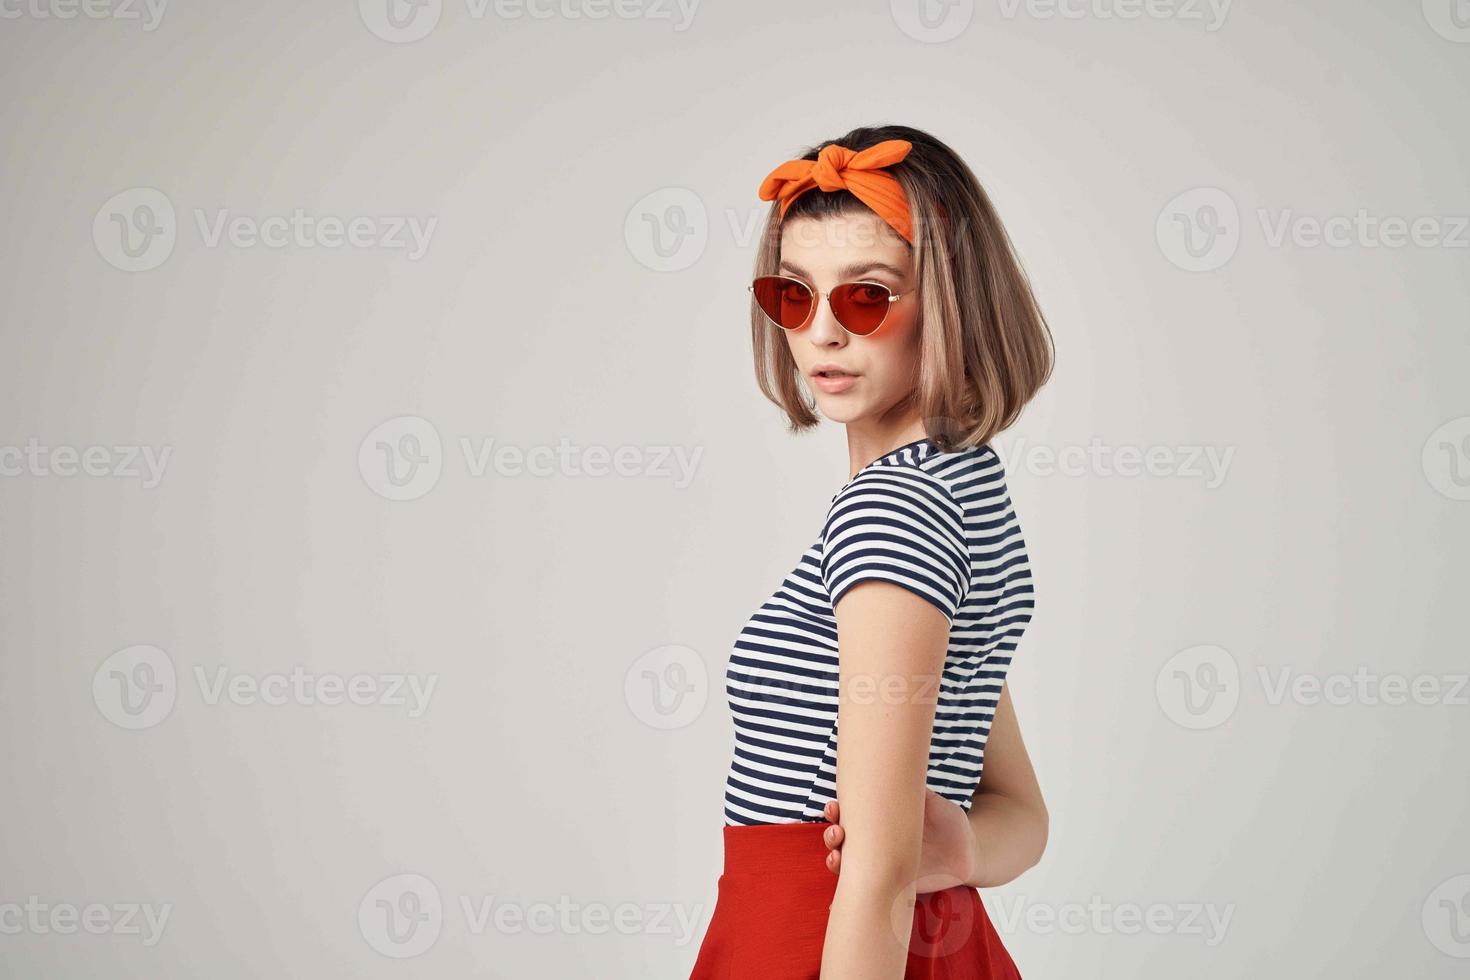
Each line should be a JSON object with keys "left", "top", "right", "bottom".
{"left": 844, "top": 419, "right": 930, "bottom": 481}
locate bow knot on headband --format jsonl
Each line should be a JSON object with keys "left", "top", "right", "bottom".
{"left": 757, "top": 138, "right": 915, "bottom": 244}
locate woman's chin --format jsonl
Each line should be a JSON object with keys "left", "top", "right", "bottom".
{"left": 813, "top": 395, "right": 866, "bottom": 423}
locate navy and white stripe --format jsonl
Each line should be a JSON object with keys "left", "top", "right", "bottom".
{"left": 722, "top": 437, "right": 1035, "bottom": 827}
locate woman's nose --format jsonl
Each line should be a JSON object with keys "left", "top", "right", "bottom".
{"left": 806, "top": 294, "right": 847, "bottom": 346}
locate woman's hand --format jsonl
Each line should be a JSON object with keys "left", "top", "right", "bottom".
{"left": 821, "top": 788, "right": 977, "bottom": 894}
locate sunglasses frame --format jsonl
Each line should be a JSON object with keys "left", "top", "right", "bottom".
{"left": 748, "top": 274, "right": 910, "bottom": 337}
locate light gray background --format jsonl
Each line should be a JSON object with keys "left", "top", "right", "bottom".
{"left": 2, "top": 1, "right": 1468, "bottom": 977}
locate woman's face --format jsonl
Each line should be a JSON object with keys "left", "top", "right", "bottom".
{"left": 776, "top": 211, "right": 921, "bottom": 427}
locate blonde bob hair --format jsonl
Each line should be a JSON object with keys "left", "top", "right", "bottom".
{"left": 751, "top": 124, "right": 1054, "bottom": 452}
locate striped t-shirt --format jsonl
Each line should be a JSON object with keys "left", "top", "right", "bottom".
{"left": 722, "top": 437, "right": 1035, "bottom": 827}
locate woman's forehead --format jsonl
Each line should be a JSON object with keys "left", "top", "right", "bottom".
{"left": 779, "top": 214, "right": 911, "bottom": 272}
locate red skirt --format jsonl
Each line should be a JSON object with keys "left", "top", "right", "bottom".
{"left": 688, "top": 820, "right": 1021, "bottom": 979}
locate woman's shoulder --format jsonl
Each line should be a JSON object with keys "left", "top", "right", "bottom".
{"left": 829, "top": 438, "right": 961, "bottom": 508}
{"left": 862, "top": 438, "right": 1011, "bottom": 510}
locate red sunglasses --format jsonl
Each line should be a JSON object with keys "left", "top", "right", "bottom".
{"left": 749, "top": 274, "right": 909, "bottom": 337}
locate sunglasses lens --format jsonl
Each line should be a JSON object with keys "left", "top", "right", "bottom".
{"left": 830, "top": 282, "right": 893, "bottom": 336}
{"left": 751, "top": 276, "right": 813, "bottom": 330}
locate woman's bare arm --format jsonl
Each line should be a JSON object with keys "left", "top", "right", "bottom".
{"left": 818, "top": 578, "right": 952, "bottom": 980}
{"left": 820, "top": 681, "right": 1048, "bottom": 893}
{"left": 962, "top": 681, "right": 1048, "bottom": 887}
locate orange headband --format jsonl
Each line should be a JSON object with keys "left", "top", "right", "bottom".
{"left": 757, "top": 138, "right": 915, "bottom": 244}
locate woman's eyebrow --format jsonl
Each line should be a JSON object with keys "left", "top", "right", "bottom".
{"left": 779, "top": 260, "right": 908, "bottom": 281}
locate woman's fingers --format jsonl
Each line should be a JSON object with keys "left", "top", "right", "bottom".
{"left": 822, "top": 798, "right": 845, "bottom": 873}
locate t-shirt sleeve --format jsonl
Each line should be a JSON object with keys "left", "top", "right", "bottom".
{"left": 820, "top": 466, "right": 970, "bottom": 623}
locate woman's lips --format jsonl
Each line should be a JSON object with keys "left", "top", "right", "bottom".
{"left": 812, "top": 371, "right": 857, "bottom": 394}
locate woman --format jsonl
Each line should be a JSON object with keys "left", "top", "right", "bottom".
{"left": 689, "top": 125, "right": 1053, "bottom": 979}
